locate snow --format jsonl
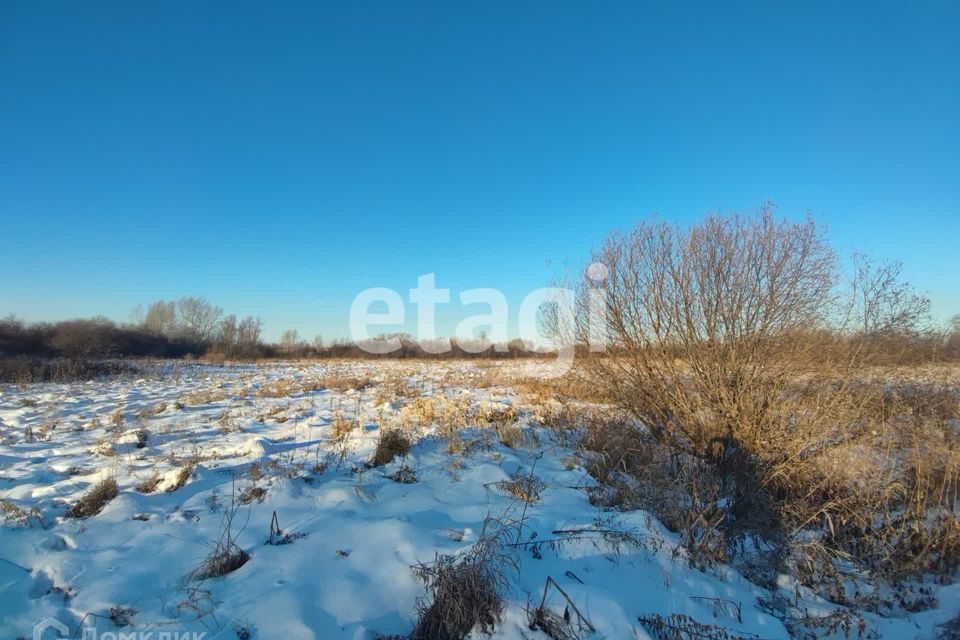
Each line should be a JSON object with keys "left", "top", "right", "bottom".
{"left": 0, "top": 361, "right": 954, "bottom": 639}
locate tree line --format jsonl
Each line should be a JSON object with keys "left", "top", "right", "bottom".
{"left": 1, "top": 297, "right": 264, "bottom": 359}
{"left": 0, "top": 297, "right": 542, "bottom": 361}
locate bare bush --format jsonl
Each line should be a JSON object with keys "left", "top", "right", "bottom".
{"left": 573, "top": 206, "right": 955, "bottom": 599}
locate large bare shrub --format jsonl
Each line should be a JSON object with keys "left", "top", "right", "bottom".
{"left": 578, "top": 207, "right": 839, "bottom": 457}
{"left": 572, "top": 206, "right": 954, "bottom": 596}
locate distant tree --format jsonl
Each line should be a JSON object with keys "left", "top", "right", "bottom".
{"left": 850, "top": 254, "right": 931, "bottom": 337}
{"left": 142, "top": 301, "right": 177, "bottom": 336}
{"left": 280, "top": 329, "right": 303, "bottom": 355}
{"left": 217, "top": 314, "right": 238, "bottom": 354}
{"left": 237, "top": 316, "right": 264, "bottom": 356}
{"left": 946, "top": 314, "right": 960, "bottom": 358}
{"left": 177, "top": 297, "right": 223, "bottom": 344}
{"left": 49, "top": 317, "right": 117, "bottom": 358}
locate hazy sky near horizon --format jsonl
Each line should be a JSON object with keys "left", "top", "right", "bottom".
{"left": 2, "top": 1, "right": 958, "bottom": 341}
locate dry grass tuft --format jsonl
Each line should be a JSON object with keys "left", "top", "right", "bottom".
{"left": 493, "top": 471, "right": 544, "bottom": 503}
{"left": 388, "top": 464, "right": 418, "bottom": 484}
{"left": 316, "top": 372, "right": 373, "bottom": 392}
{"left": 136, "top": 472, "right": 161, "bottom": 494}
{"left": 411, "top": 517, "right": 516, "bottom": 640}
{"left": 66, "top": 478, "right": 118, "bottom": 518}
{"left": 166, "top": 464, "right": 194, "bottom": 493}
{"left": 180, "top": 388, "right": 228, "bottom": 406}
{"left": 472, "top": 403, "right": 518, "bottom": 426}
{"left": 371, "top": 429, "right": 412, "bottom": 467}
{"left": 257, "top": 378, "right": 301, "bottom": 398}
{"left": 638, "top": 613, "right": 755, "bottom": 640}
{"left": 331, "top": 414, "right": 354, "bottom": 439}
{"left": 401, "top": 396, "right": 469, "bottom": 429}
{"left": 494, "top": 423, "right": 524, "bottom": 449}
{"left": 0, "top": 500, "right": 39, "bottom": 526}
{"left": 238, "top": 485, "right": 266, "bottom": 504}
{"left": 191, "top": 484, "right": 251, "bottom": 580}
{"left": 137, "top": 402, "right": 167, "bottom": 418}
{"left": 110, "top": 407, "right": 125, "bottom": 428}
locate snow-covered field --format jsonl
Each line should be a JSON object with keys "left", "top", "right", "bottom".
{"left": 0, "top": 361, "right": 955, "bottom": 639}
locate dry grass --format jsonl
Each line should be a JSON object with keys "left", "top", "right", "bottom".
{"left": 472, "top": 402, "right": 518, "bottom": 426}
{"left": 410, "top": 517, "right": 516, "bottom": 640}
{"left": 166, "top": 464, "right": 194, "bottom": 493}
{"left": 316, "top": 372, "right": 373, "bottom": 391}
{"left": 257, "top": 378, "right": 302, "bottom": 398}
{"left": 577, "top": 369, "right": 960, "bottom": 597}
{"left": 179, "top": 388, "right": 228, "bottom": 406}
{"left": 65, "top": 478, "right": 118, "bottom": 518}
{"left": 137, "top": 402, "right": 167, "bottom": 418}
{"left": 0, "top": 500, "right": 38, "bottom": 526}
{"left": 371, "top": 429, "right": 412, "bottom": 467}
{"left": 110, "top": 407, "right": 125, "bottom": 428}
{"left": 492, "top": 471, "right": 544, "bottom": 503}
{"left": 330, "top": 414, "right": 354, "bottom": 439}
{"left": 191, "top": 483, "right": 251, "bottom": 580}
{"left": 638, "top": 613, "right": 756, "bottom": 640}
{"left": 388, "top": 464, "right": 418, "bottom": 484}
{"left": 257, "top": 371, "right": 373, "bottom": 398}
{"left": 238, "top": 485, "right": 266, "bottom": 504}
{"left": 493, "top": 422, "right": 524, "bottom": 449}
{"left": 373, "top": 375, "right": 419, "bottom": 405}
{"left": 401, "top": 396, "right": 469, "bottom": 429}
{"left": 136, "top": 472, "right": 162, "bottom": 494}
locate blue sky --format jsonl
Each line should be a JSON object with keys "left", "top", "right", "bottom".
{"left": 1, "top": 1, "right": 958, "bottom": 341}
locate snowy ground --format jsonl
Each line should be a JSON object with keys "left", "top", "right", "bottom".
{"left": 0, "top": 361, "right": 956, "bottom": 639}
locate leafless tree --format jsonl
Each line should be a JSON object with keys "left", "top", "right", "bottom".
{"left": 279, "top": 329, "right": 304, "bottom": 355}
{"left": 237, "top": 316, "right": 264, "bottom": 356}
{"left": 848, "top": 253, "right": 931, "bottom": 337}
{"left": 141, "top": 300, "right": 177, "bottom": 336}
{"left": 177, "top": 297, "right": 223, "bottom": 344}
{"left": 217, "top": 314, "right": 238, "bottom": 354}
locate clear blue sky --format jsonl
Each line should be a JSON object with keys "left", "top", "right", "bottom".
{"left": 2, "top": 1, "right": 958, "bottom": 341}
